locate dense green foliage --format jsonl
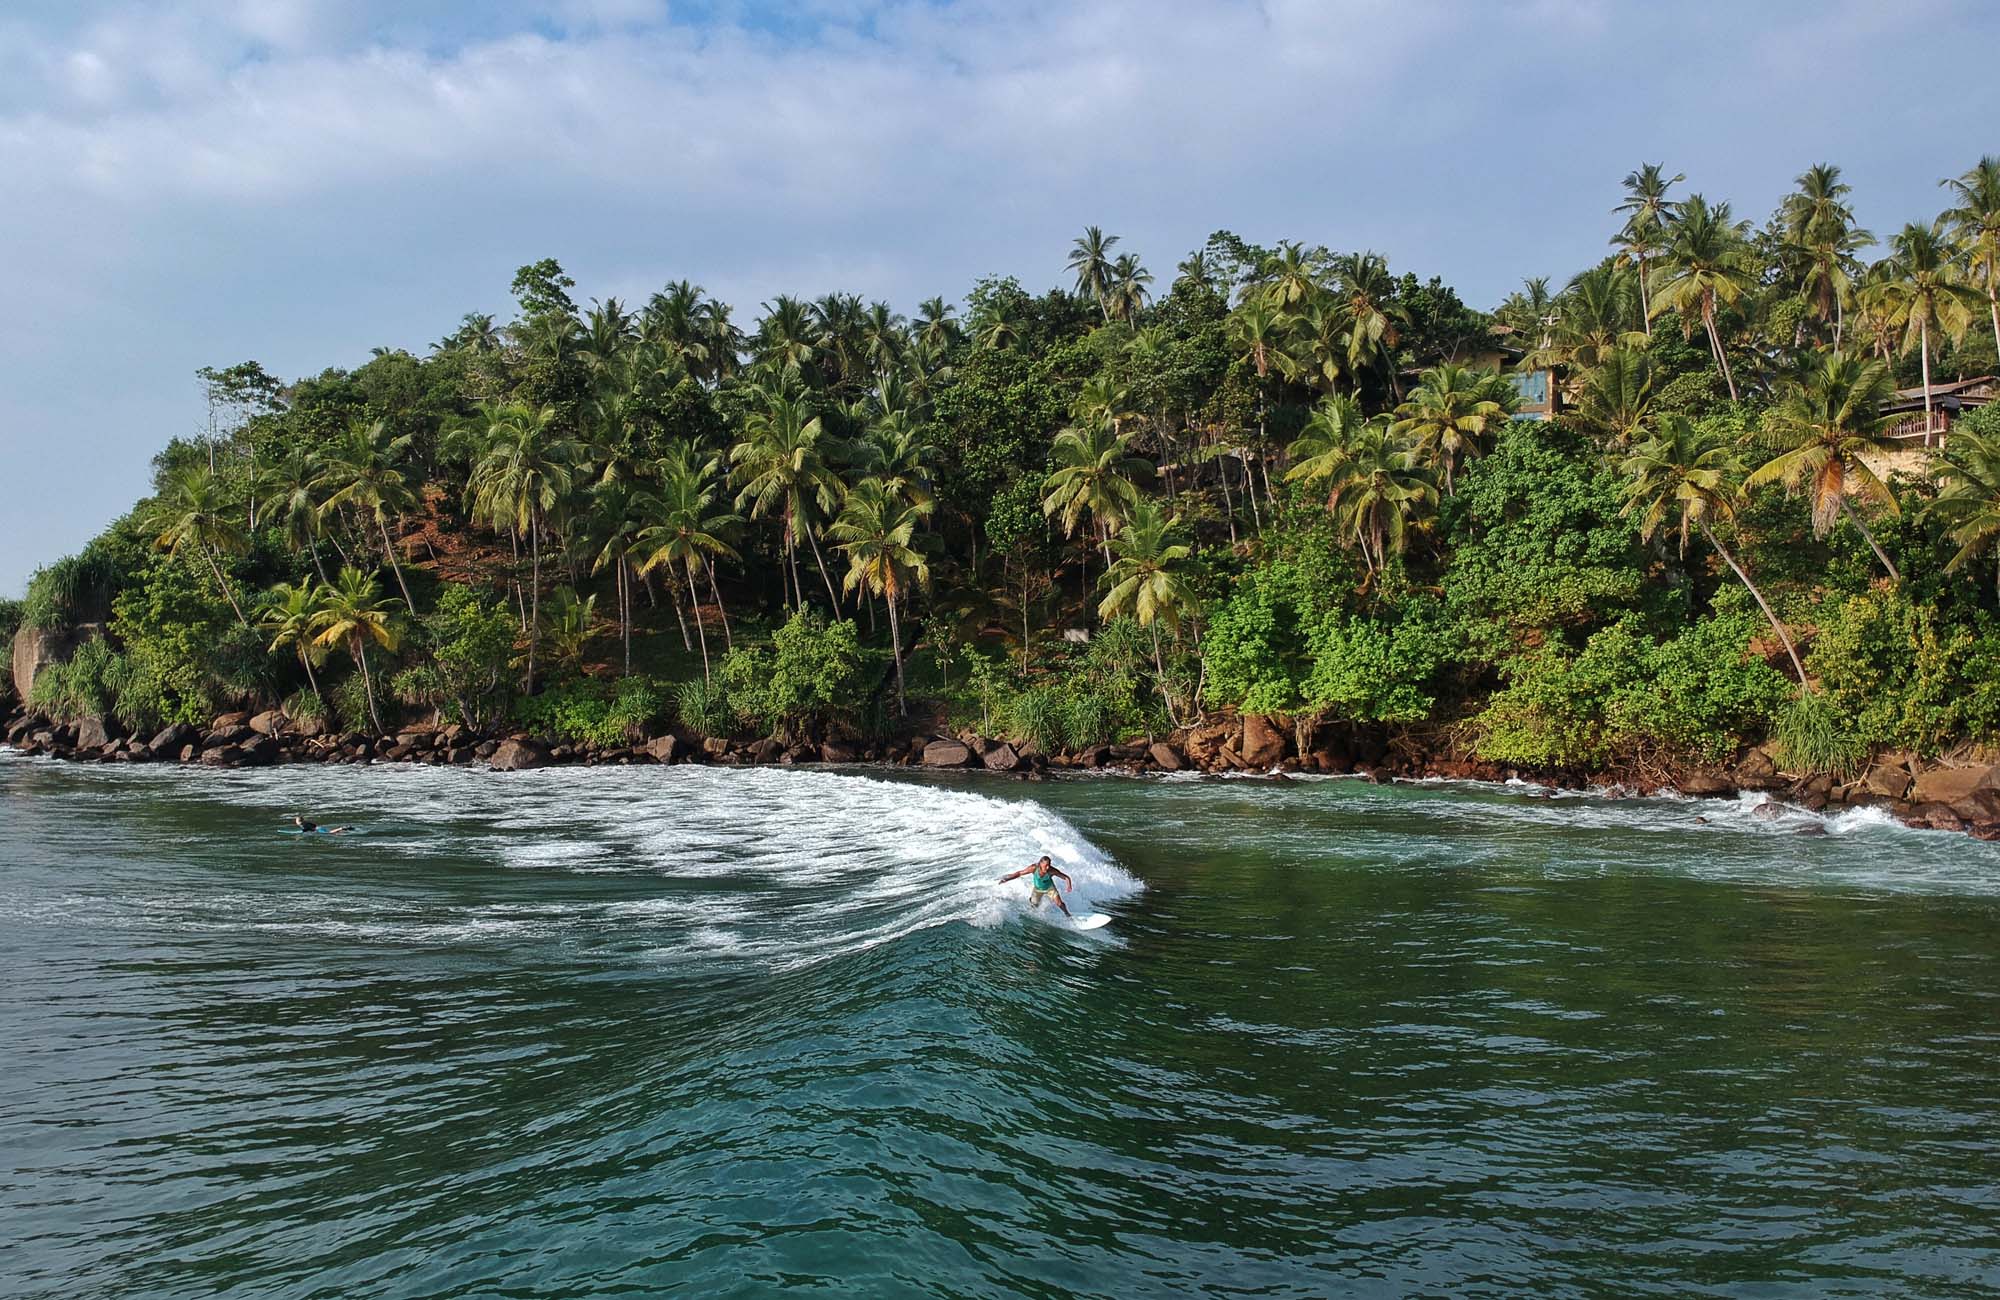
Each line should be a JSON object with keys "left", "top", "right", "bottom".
{"left": 15, "top": 154, "right": 2000, "bottom": 778}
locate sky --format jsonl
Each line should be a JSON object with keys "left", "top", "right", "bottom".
{"left": 2, "top": 0, "right": 1997, "bottom": 596}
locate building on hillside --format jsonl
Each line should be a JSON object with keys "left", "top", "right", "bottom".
{"left": 1405, "top": 326, "right": 1560, "bottom": 420}
{"left": 1879, "top": 376, "right": 1996, "bottom": 448}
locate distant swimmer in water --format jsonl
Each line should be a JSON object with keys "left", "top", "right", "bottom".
{"left": 997, "top": 855, "right": 1072, "bottom": 917}
{"left": 292, "top": 814, "right": 354, "bottom": 835}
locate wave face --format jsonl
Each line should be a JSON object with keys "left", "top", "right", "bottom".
{"left": 6, "top": 757, "right": 2000, "bottom": 1298}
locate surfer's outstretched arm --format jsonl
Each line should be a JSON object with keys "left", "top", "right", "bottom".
{"left": 996, "top": 867, "right": 1032, "bottom": 883}
{"left": 1052, "top": 868, "right": 1074, "bottom": 892}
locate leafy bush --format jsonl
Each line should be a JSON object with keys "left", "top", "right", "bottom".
{"left": 1804, "top": 590, "right": 1993, "bottom": 755}
{"left": 108, "top": 553, "right": 265, "bottom": 726}
{"left": 397, "top": 586, "right": 516, "bottom": 728}
{"left": 1475, "top": 614, "right": 1788, "bottom": 768}
{"left": 331, "top": 670, "right": 396, "bottom": 734}
{"left": 717, "top": 612, "right": 865, "bottom": 740}
{"left": 282, "top": 687, "right": 328, "bottom": 728}
{"left": 514, "top": 676, "right": 664, "bottom": 747}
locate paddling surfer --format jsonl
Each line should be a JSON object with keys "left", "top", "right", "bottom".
{"left": 997, "top": 855, "right": 1073, "bottom": 917}
{"left": 292, "top": 814, "right": 354, "bottom": 835}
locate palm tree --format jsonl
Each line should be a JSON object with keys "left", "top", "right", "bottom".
{"left": 260, "top": 579, "right": 327, "bottom": 706}
{"left": 860, "top": 411, "right": 937, "bottom": 509}
{"left": 753, "top": 295, "right": 819, "bottom": 378}
{"left": 974, "top": 298, "right": 1022, "bottom": 351}
{"left": 639, "top": 452, "right": 742, "bottom": 683}
{"left": 1926, "top": 424, "right": 2000, "bottom": 599}
{"left": 1097, "top": 501, "right": 1195, "bottom": 721}
{"left": 1041, "top": 423, "right": 1151, "bottom": 566}
{"left": 1877, "top": 220, "right": 1981, "bottom": 437}
{"left": 829, "top": 478, "right": 932, "bottom": 715}
{"left": 1285, "top": 400, "right": 1435, "bottom": 577}
{"left": 1570, "top": 346, "right": 1655, "bottom": 448}
{"left": 915, "top": 297, "right": 962, "bottom": 350}
{"left": 1332, "top": 251, "right": 1408, "bottom": 399}
{"left": 1619, "top": 415, "right": 1806, "bottom": 686}
{"left": 144, "top": 464, "right": 251, "bottom": 628}
{"left": 1068, "top": 226, "right": 1120, "bottom": 319}
{"left": 1389, "top": 363, "right": 1517, "bottom": 495}
{"left": 1942, "top": 155, "right": 2000, "bottom": 360}
{"left": 732, "top": 391, "right": 846, "bottom": 611}
{"left": 318, "top": 418, "right": 420, "bottom": 615}
{"left": 540, "top": 586, "right": 601, "bottom": 674}
{"left": 1225, "top": 297, "right": 1295, "bottom": 527}
{"left": 1612, "top": 163, "right": 1683, "bottom": 333}
{"left": 1261, "top": 241, "right": 1322, "bottom": 308}
{"left": 1649, "top": 194, "right": 1756, "bottom": 401}
{"left": 1748, "top": 352, "right": 1903, "bottom": 582}
{"left": 641, "top": 280, "right": 713, "bottom": 376}
{"left": 587, "top": 478, "right": 649, "bottom": 674}
{"left": 1105, "top": 253, "right": 1153, "bottom": 323}
{"left": 1781, "top": 163, "right": 1870, "bottom": 346}
{"left": 465, "top": 401, "right": 578, "bottom": 694}
{"left": 1174, "top": 251, "right": 1219, "bottom": 296}
{"left": 310, "top": 566, "right": 399, "bottom": 733}
{"left": 256, "top": 446, "right": 331, "bottom": 581}
{"left": 1523, "top": 262, "right": 1640, "bottom": 373}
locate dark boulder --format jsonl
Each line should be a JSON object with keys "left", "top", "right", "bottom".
{"left": 748, "top": 737, "right": 785, "bottom": 764}
{"left": 702, "top": 736, "right": 730, "bottom": 760}
{"left": 1148, "top": 742, "right": 1184, "bottom": 772}
{"left": 1679, "top": 772, "right": 1735, "bottom": 798}
{"left": 819, "top": 740, "right": 857, "bottom": 764}
{"left": 199, "top": 744, "right": 243, "bottom": 767}
{"left": 1239, "top": 715, "right": 1286, "bottom": 768}
{"left": 922, "top": 738, "right": 973, "bottom": 767}
{"left": 74, "top": 715, "right": 124, "bottom": 750}
{"left": 1952, "top": 787, "right": 2000, "bottom": 824}
{"left": 982, "top": 742, "right": 1021, "bottom": 772}
{"left": 489, "top": 738, "right": 549, "bottom": 771}
{"left": 248, "top": 709, "right": 288, "bottom": 737}
{"left": 148, "top": 722, "right": 195, "bottom": 754}
{"left": 645, "top": 735, "right": 683, "bottom": 764}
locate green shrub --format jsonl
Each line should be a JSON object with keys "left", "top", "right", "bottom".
{"left": 717, "top": 612, "right": 865, "bottom": 740}
{"left": 514, "top": 676, "right": 665, "bottom": 747}
{"left": 331, "top": 670, "right": 395, "bottom": 734}
{"left": 1475, "top": 614, "right": 1788, "bottom": 768}
{"left": 282, "top": 687, "right": 328, "bottom": 728}
{"left": 1805, "top": 590, "right": 1988, "bottom": 755}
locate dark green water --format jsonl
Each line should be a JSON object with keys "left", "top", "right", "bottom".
{"left": 5, "top": 754, "right": 2000, "bottom": 1298}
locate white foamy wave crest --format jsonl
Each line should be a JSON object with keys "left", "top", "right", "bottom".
{"left": 15, "top": 761, "right": 1141, "bottom": 967}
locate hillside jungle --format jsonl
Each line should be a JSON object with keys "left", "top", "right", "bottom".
{"left": 8, "top": 159, "right": 2000, "bottom": 791}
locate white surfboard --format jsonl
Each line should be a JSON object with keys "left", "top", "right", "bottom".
{"left": 1071, "top": 913, "right": 1112, "bottom": 931}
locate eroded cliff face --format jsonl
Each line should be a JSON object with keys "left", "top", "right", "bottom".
{"left": 10, "top": 623, "right": 103, "bottom": 705}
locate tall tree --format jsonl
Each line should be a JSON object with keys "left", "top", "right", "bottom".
{"left": 732, "top": 390, "right": 846, "bottom": 611}
{"left": 144, "top": 464, "right": 251, "bottom": 628}
{"left": 1748, "top": 351, "right": 1904, "bottom": 582}
{"left": 1389, "top": 363, "right": 1517, "bottom": 495}
{"left": 1041, "top": 422, "right": 1151, "bottom": 566}
{"left": 829, "top": 478, "right": 932, "bottom": 715}
{"left": 1068, "top": 226, "right": 1121, "bottom": 319}
{"left": 1941, "top": 155, "right": 2000, "bottom": 360}
{"left": 1925, "top": 423, "right": 2000, "bottom": 599}
{"left": 260, "top": 579, "right": 327, "bottom": 706}
{"left": 1877, "top": 220, "right": 1981, "bottom": 436}
{"left": 465, "top": 402, "right": 578, "bottom": 694}
{"left": 310, "top": 566, "right": 400, "bottom": 733}
{"left": 1649, "top": 194, "right": 1756, "bottom": 402}
{"left": 1284, "top": 398, "right": 1434, "bottom": 577}
{"left": 318, "top": 418, "right": 420, "bottom": 616}
{"left": 1780, "top": 163, "right": 1870, "bottom": 346}
{"left": 1612, "top": 163, "right": 1683, "bottom": 333}
{"left": 1097, "top": 500, "right": 1195, "bottom": 721}
{"left": 639, "top": 449, "right": 741, "bottom": 683}
{"left": 1619, "top": 415, "right": 1807, "bottom": 686}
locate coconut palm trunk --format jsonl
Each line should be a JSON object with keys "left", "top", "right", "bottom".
{"left": 886, "top": 586, "right": 907, "bottom": 715}
{"left": 1919, "top": 317, "right": 1934, "bottom": 445}
{"left": 805, "top": 521, "right": 843, "bottom": 612}
{"left": 686, "top": 557, "right": 712, "bottom": 683}
{"left": 707, "top": 568, "right": 733, "bottom": 649}
{"left": 527, "top": 514, "right": 541, "bottom": 695}
{"left": 377, "top": 515, "right": 417, "bottom": 615}
{"left": 1637, "top": 253, "right": 1651, "bottom": 336}
{"left": 1702, "top": 295, "right": 1740, "bottom": 402}
{"left": 299, "top": 648, "right": 323, "bottom": 706}
{"left": 1699, "top": 520, "right": 1808, "bottom": 687}
{"left": 353, "top": 633, "right": 385, "bottom": 732}
{"left": 203, "top": 544, "right": 251, "bottom": 629}
{"left": 1840, "top": 498, "right": 1903, "bottom": 583}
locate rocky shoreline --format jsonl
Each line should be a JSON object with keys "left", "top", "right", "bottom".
{"left": 6, "top": 703, "right": 2000, "bottom": 843}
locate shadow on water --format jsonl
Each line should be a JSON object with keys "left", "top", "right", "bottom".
{"left": 5, "top": 755, "right": 2000, "bottom": 1298}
